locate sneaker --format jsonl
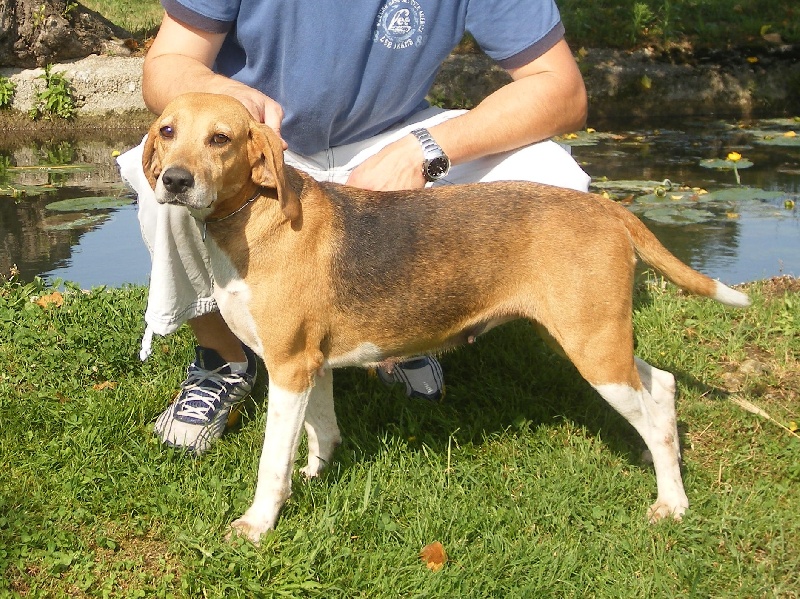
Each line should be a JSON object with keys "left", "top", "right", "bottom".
{"left": 377, "top": 356, "right": 444, "bottom": 401}
{"left": 154, "top": 345, "right": 257, "bottom": 454}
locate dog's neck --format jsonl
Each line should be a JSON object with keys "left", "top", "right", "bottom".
{"left": 201, "top": 189, "right": 262, "bottom": 241}
{"left": 202, "top": 167, "right": 310, "bottom": 243}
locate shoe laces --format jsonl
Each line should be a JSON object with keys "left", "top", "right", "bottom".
{"left": 174, "top": 364, "right": 242, "bottom": 422}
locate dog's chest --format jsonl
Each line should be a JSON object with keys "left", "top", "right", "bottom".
{"left": 207, "top": 240, "right": 264, "bottom": 357}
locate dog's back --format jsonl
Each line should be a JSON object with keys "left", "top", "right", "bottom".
{"left": 315, "top": 178, "right": 747, "bottom": 362}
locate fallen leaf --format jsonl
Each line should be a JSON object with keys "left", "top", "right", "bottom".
{"left": 35, "top": 291, "right": 64, "bottom": 308}
{"left": 420, "top": 541, "right": 447, "bottom": 572}
{"left": 92, "top": 381, "right": 117, "bottom": 391}
{"left": 783, "top": 131, "right": 797, "bottom": 138}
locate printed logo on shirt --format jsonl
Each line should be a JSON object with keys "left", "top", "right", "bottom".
{"left": 374, "top": 0, "right": 426, "bottom": 50}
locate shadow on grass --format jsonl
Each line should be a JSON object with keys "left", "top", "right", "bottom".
{"left": 233, "top": 314, "right": 714, "bottom": 488}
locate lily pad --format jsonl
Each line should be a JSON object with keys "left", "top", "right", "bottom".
{"left": 703, "top": 188, "right": 796, "bottom": 203}
{"left": 750, "top": 131, "right": 800, "bottom": 147}
{"left": 555, "top": 130, "right": 624, "bottom": 147}
{"left": 45, "top": 196, "right": 131, "bottom": 212}
{"left": 634, "top": 189, "right": 710, "bottom": 205}
{"left": 8, "top": 164, "right": 95, "bottom": 175}
{"left": 699, "top": 158, "right": 754, "bottom": 169}
{"left": 639, "top": 206, "right": 716, "bottom": 225}
{"left": 0, "top": 183, "right": 59, "bottom": 198}
{"left": 628, "top": 187, "right": 799, "bottom": 225}
{"left": 592, "top": 178, "right": 677, "bottom": 194}
{"left": 41, "top": 213, "right": 107, "bottom": 231}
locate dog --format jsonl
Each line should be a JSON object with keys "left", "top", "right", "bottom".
{"left": 142, "top": 92, "right": 750, "bottom": 544}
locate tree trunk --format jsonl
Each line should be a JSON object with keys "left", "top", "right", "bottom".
{"left": 0, "top": 0, "right": 130, "bottom": 68}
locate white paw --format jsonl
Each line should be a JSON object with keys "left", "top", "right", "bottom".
{"left": 300, "top": 456, "right": 327, "bottom": 479}
{"left": 226, "top": 517, "right": 271, "bottom": 545}
{"left": 647, "top": 500, "right": 687, "bottom": 523}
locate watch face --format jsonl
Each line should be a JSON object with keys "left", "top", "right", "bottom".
{"left": 425, "top": 156, "right": 450, "bottom": 180}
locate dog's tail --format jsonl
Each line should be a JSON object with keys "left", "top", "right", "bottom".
{"left": 618, "top": 204, "right": 751, "bottom": 307}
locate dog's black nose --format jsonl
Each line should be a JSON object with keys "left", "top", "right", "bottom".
{"left": 161, "top": 167, "right": 195, "bottom": 194}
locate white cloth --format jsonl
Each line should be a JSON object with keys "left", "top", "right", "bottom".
{"left": 116, "top": 107, "right": 591, "bottom": 359}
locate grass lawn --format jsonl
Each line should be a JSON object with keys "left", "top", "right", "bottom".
{"left": 0, "top": 274, "right": 797, "bottom": 597}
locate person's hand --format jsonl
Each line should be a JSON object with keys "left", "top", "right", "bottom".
{"left": 215, "top": 82, "right": 287, "bottom": 149}
{"left": 346, "top": 134, "right": 426, "bottom": 191}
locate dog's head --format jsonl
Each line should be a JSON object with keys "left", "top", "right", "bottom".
{"left": 142, "top": 92, "right": 300, "bottom": 223}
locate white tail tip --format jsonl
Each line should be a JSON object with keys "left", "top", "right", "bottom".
{"left": 714, "top": 282, "right": 751, "bottom": 307}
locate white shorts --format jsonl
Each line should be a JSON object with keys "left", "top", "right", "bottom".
{"left": 116, "top": 107, "right": 591, "bottom": 359}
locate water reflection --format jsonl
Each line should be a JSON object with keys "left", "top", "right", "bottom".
{"left": 0, "top": 118, "right": 797, "bottom": 288}
{"left": 0, "top": 132, "right": 149, "bottom": 286}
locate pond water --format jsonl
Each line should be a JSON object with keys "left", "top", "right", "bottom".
{"left": 0, "top": 116, "right": 797, "bottom": 288}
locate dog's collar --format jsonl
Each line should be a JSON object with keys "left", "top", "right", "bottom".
{"left": 201, "top": 189, "right": 261, "bottom": 241}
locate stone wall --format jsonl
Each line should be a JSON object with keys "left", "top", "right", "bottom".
{"left": 1, "top": 46, "right": 798, "bottom": 124}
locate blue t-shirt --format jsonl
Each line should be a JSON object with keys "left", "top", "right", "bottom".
{"left": 162, "top": 0, "right": 565, "bottom": 155}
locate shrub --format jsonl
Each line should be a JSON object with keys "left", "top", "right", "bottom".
{"left": 0, "top": 76, "right": 15, "bottom": 109}
{"left": 28, "top": 64, "right": 76, "bottom": 121}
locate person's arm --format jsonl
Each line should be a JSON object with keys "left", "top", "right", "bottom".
{"left": 346, "top": 38, "right": 587, "bottom": 191}
{"left": 142, "top": 12, "right": 285, "bottom": 136}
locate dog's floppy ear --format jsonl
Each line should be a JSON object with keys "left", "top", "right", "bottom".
{"left": 141, "top": 123, "right": 162, "bottom": 190}
{"left": 249, "top": 124, "right": 301, "bottom": 223}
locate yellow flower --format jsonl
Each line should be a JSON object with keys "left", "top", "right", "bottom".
{"left": 727, "top": 152, "right": 742, "bottom": 162}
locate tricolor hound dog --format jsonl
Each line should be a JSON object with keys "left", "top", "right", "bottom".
{"left": 142, "top": 93, "right": 750, "bottom": 544}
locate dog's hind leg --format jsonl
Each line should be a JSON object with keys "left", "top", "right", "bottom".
{"left": 591, "top": 357, "right": 688, "bottom": 522}
{"left": 301, "top": 370, "right": 342, "bottom": 479}
{"left": 533, "top": 267, "right": 688, "bottom": 522}
{"left": 229, "top": 375, "right": 312, "bottom": 544}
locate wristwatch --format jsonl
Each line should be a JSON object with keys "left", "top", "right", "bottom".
{"left": 411, "top": 128, "right": 451, "bottom": 182}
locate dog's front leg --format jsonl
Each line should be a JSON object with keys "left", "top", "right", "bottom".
{"left": 229, "top": 376, "right": 312, "bottom": 544}
{"left": 301, "top": 370, "right": 342, "bottom": 478}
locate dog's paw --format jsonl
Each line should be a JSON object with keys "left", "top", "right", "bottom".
{"left": 647, "top": 500, "right": 687, "bottom": 523}
{"left": 226, "top": 517, "right": 270, "bottom": 545}
{"left": 299, "top": 464, "right": 321, "bottom": 479}
{"left": 300, "top": 456, "right": 329, "bottom": 479}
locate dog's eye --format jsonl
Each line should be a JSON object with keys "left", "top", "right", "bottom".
{"left": 211, "top": 133, "right": 230, "bottom": 145}
{"left": 159, "top": 125, "right": 174, "bottom": 139}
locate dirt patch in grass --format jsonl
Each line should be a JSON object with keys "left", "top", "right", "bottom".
{"left": 5, "top": 524, "right": 181, "bottom": 597}
{"left": 752, "top": 275, "right": 800, "bottom": 298}
{"left": 719, "top": 276, "right": 799, "bottom": 430}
